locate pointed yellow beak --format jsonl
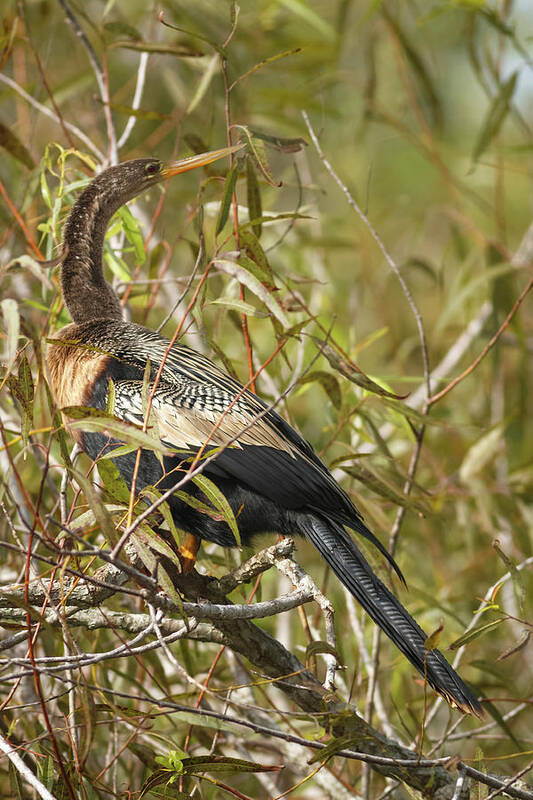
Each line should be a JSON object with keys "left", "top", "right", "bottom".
{"left": 161, "top": 143, "right": 243, "bottom": 179}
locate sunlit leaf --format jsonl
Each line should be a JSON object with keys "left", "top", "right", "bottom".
{"left": 449, "top": 618, "right": 505, "bottom": 650}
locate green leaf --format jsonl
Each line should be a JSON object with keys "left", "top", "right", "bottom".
{"left": 1, "top": 298, "right": 20, "bottom": 372}
{"left": 305, "top": 640, "right": 341, "bottom": 667}
{"left": 181, "top": 755, "right": 281, "bottom": 775}
{"left": 341, "top": 463, "right": 430, "bottom": 514}
{"left": 0, "top": 121, "right": 34, "bottom": 169}
{"left": 140, "top": 486, "right": 183, "bottom": 552}
{"left": 192, "top": 474, "right": 241, "bottom": 546}
{"left": 215, "top": 159, "right": 239, "bottom": 234}
{"left": 17, "top": 354, "right": 34, "bottom": 446}
{"left": 236, "top": 126, "right": 281, "bottom": 187}
{"left": 449, "top": 618, "right": 505, "bottom": 650}
{"left": 37, "top": 755, "right": 55, "bottom": 791}
{"left": 103, "top": 21, "right": 142, "bottom": 40}
{"left": 278, "top": 0, "right": 335, "bottom": 40}
{"left": 110, "top": 39, "right": 203, "bottom": 57}
{"left": 459, "top": 424, "right": 505, "bottom": 484}
{"left": 117, "top": 205, "right": 146, "bottom": 264}
{"left": 97, "top": 458, "right": 133, "bottom": 504}
{"left": 246, "top": 156, "right": 262, "bottom": 238}
{"left": 69, "top": 467, "right": 120, "bottom": 546}
{"left": 312, "top": 338, "right": 407, "bottom": 400}
{"left": 131, "top": 524, "right": 184, "bottom": 607}
{"left": 472, "top": 72, "right": 517, "bottom": 164}
{"left": 63, "top": 406, "right": 172, "bottom": 455}
{"left": 188, "top": 52, "right": 219, "bottom": 114}
{"left": 299, "top": 370, "right": 342, "bottom": 409}
{"left": 206, "top": 298, "right": 268, "bottom": 317}
{"left": 106, "top": 101, "right": 171, "bottom": 121}
{"left": 238, "top": 229, "right": 275, "bottom": 288}
{"left": 231, "top": 48, "right": 302, "bottom": 89}
{"left": 248, "top": 129, "right": 307, "bottom": 153}
{"left": 214, "top": 258, "right": 289, "bottom": 327}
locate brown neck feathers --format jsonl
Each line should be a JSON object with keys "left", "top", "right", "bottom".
{"left": 60, "top": 177, "right": 124, "bottom": 324}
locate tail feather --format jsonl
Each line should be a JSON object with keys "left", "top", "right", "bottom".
{"left": 301, "top": 515, "right": 482, "bottom": 717}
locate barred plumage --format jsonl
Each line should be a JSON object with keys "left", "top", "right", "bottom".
{"left": 46, "top": 150, "right": 483, "bottom": 717}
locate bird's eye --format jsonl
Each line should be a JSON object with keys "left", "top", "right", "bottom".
{"left": 145, "top": 162, "right": 161, "bottom": 176}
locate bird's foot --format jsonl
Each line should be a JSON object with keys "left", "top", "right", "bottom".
{"left": 178, "top": 533, "right": 201, "bottom": 574}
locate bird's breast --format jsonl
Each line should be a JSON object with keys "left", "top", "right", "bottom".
{"left": 47, "top": 328, "right": 112, "bottom": 427}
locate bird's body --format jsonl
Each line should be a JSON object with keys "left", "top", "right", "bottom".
{"left": 47, "top": 149, "right": 482, "bottom": 717}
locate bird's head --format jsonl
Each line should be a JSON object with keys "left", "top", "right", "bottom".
{"left": 94, "top": 144, "right": 243, "bottom": 208}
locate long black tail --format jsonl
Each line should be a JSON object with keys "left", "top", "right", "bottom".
{"left": 301, "top": 515, "right": 482, "bottom": 716}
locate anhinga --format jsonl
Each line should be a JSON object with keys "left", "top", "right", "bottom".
{"left": 47, "top": 145, "right": 482, "bottom": 717}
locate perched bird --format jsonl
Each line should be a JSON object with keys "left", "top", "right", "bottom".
{"left": 47, "top": 146, "right": 482, "bottom": 717}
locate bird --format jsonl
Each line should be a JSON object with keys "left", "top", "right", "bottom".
{"left": 46, "top": 145, "right": 482, "bottom": 717}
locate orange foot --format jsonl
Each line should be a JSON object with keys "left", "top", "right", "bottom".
{"left": 178, "top": 533, "right": 201, "bottom": 574}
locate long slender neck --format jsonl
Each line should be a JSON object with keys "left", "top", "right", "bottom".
{"left": 61, "top": 180, "right": 124, "bottom": 324}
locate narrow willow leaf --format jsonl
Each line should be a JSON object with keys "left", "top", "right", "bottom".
{"left": 188, "top": 52, "right": 219, "bottom": 114}
{"left": 104, "top": 249, "right": 131, "bottom": 281}
{"left": 207, "top": 298, "right": 268, "bottom": 317}
{"left": 496, "top": 629, "right": 530, "bottom": 662}
{"left": 182, "top": 755, "right": 281, "bottom": 775}
{"left": 69, "top": 467, "right": 120, "bottom": 546}
{"left": 0, "top": 121, "right": 35, "bottom": 168}
{"left": 17, "top": 355, "right": 34, "bottom": 446}
{"left": 459, "top": 424, "right": 504, "bottom": 484}
{"left": 215, "top": 259, "right": 289, "bottom": 326}
{"left": 305, "top": 640, "right": 341, "bottom": 666}
{"left": 235, "top": 126, "right": 281, "bottom": 187}
{"left": 308, "top": 733, "right": 358, "bottom": 764}
{"left": 37, "top": 755, "right": 55, "bottom": 791}
{"left": 493, "top": 539, "right": 526, "bottom": 616}
{"left": 8, "top": 762, "right": 24, "bottom": 800}
{"left": 299, "top": 370, "right": 342, "bottom": 409}
{"left": 215, "top": 160, "right": 239, "bottom": 234}
{"left": 232, "top": 47, "right": 302, "bottom": 89}
{"left": 449, "top": 618, "right": 505, "bottom": 650}
{"left": 382, "top": 6, "right": 442, "bottom": 128}
{"left": 117, "top": 205, "right": 145, "bottom": 264}
{"left": 238, "top": 229, "right": 275, "bottom": 288}
{"left": 247, "top": 130, "right": 307, "bottom": 153}
{"left": 342, "top": 463, "right": 430, "bottom": 514}
{"left": 140, "top": 486, "right": 183, "bottom": 551}
{"left": 110, "top": 40, "right": 203, "bottom": 57}
{"left": 103, "top": 21, "right": 142, "bottom": 39}
{"left": 105, "top": 102, "right": 170, "bottom": 121}
{"left": 246, "top": 156, "right": 262, "bottom": 238}
{"left": 97, "top": 459, "right": 133, "bottom": 505}
{"left": 192, "top": 474, "right": 241, "bottom": 546}
{"left": 238, "top": 211, "right": 312, "bottom": 230}
{"left": 313, "top": 338, "right": 407, "bottom": 400}
{"left": 140, "top": 770, "right": 189, "bottom": 799}
{"left": 131, "top": 525, "right": 183, "bottom": 607}
{"left": 235, "top": 252, "right": 275, "bottom": 290}
{"left": 1, "top": 298, "right": 20, "bottom": 371}
{"left": 472, "top": 72, "right": 517, "bottom": 163}
{"left": 424, "top": 621, "right": 444, "bottom": 650}
{"left": 63, "top": 406, "right": 171, "bottom": 455}
{"left": 278, "top": 0, "right": 335, "bottom": 40}
{"left": 106, "top": 376, "right": 116, "bottom": 415}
